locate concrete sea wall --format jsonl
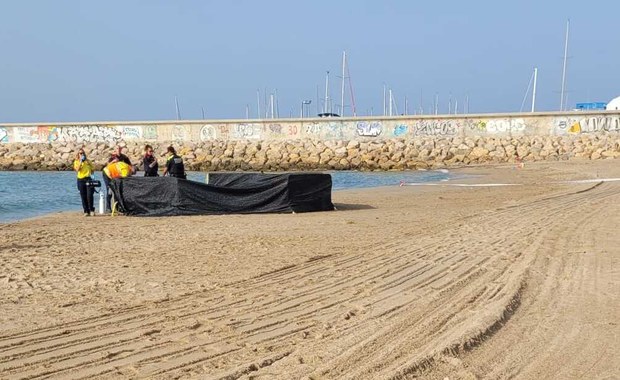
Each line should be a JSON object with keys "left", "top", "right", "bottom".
{"left": 0, "top": 111, "right": 619, "bottom": 171}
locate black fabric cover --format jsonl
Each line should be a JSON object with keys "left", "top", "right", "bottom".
{"left": 109, "top": 173, "right": 334, "bottom": 216}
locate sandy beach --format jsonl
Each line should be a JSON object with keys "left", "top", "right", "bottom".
{"left": 1, "top": 160, "right": 618, "bottom": 379}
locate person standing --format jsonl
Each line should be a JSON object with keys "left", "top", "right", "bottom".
{"left": 73, "top": 148, "right": 95, "bottom": 216}
{"left": 102, "top": 146, "right": 133, "bottom": 212}
{"left": 142, "top": 144, "right": 159, "bottom": 177}
{"left": 162, "top": 146, "right": 186, "bottom": 179}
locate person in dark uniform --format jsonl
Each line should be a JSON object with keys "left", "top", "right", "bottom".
{"left": 142, "top": 144, "right": 159, "bottom": 177}
{"left": 163, "top": 146, "right": 186, "bottom": 179}
{"left": 102, "top": 146, "right": 133, "bottom": 212}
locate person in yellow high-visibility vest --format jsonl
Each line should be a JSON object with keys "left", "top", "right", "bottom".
{"left": 73, "top": 148, "right": 95, "bottom": 216}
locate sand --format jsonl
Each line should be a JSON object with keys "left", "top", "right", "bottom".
{"left": 1, "top": 160, "right": 618, "bottom": 379}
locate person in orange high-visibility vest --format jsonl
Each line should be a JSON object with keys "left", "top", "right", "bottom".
{"left": 103, "top": 161, "right": 134, "bottom": 179}
{"left": 102, "top": 147, "right": 133, "bottom": 212}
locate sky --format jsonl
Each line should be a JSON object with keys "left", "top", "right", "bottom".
{"left": 0, "top": 0, "right": 619, "bottom": 123}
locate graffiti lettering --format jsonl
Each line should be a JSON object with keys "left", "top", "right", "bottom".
{"left": 412, "top": 120, "right": 456, "bottom": 136}
{"left": 305, "top": 124, "right": 321, "bottom": 135}
{"left": 61, "top": 126, "right": 122, "bottom": 143}
{"left": 234, "top": 124, "right": 260, "bottom": 139}
{"left": 485, "top": 119, "right": 526, "bottom": 134}
{"left": 569, "top": 116, "right": 620, "bottom": 133}
{"left": 288, "top": 125, "right": 298, "bottom": 135}
{"left": 268, "top": 124, "right": 283, "bottom": 135}
{"left": 120, "top": 126, "right": 143, "bottom": 140}
{"left": 356, "top": 121, "right": 382, "bottom": 137}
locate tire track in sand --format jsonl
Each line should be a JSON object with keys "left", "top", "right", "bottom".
{"left": 0, "top": 183, "right": 617, "bottom": 379}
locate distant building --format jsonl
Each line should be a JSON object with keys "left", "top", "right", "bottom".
{"left": 575, "top": 102, "right": 607, "bottom": 111}
{"left": 606, "top": 96, "right": 620, "bottom": 110}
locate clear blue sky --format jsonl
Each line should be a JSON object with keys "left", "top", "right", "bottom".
{"left": 1, "top": 0, "right": 618, "bottom": 122}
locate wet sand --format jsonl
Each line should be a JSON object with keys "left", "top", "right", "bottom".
{"left": 1, "top": 160, "right": 619, "bottom": 379}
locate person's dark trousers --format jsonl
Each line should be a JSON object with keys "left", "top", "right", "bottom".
{"left": 102, "top": 171, "right": 112, "bottom": 212}
{"left": 77, "top": 178, "right": 95, "bottom": 214}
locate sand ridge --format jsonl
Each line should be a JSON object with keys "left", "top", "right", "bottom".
{"left": 0, "top": 160, "right": 618, "bottom": 379}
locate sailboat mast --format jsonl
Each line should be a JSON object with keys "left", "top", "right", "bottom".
{"left": 383, "top": 84, "right": 387, "bottom": 116}
{"left": 340, "top": 51, "right": 346, "bottom": 116}
{"left": 324, "top": 71, "right": 330, "bottom": 114}
{"left": 175, "top": 96, "right": 181, "bottom": 120}
{"left": 560, "top": 19, "right": 570, "bottom": 111}
{"left": 256, "top": 89, "right": 261, "bottom": 119}
{"left": 531, "top": 67, "right": 538, "bottom": 112}
{"left": 345, "top": 56, "right": 357, "bottom": 116}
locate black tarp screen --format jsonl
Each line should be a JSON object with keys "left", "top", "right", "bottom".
{"left": 109, "top": 173, "right": 334, "bottom": 216}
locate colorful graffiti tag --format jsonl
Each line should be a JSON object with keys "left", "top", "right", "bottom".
{"left": 393, "top": 124, "right": 408, "bottom": 137}
{"left": 568, "top": 116, "right": 620, "bottom": 133}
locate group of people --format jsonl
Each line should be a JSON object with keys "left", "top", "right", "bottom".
{"left": 73, "top": 145, "right": 187, "bottom": 216}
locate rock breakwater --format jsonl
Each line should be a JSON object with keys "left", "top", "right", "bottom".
{"left": 1, "top": 134, "right": 619, "bottom": 171}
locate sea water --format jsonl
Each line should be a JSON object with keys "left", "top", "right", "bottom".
{"left": 0, "top": 170, "right": 457, "bottom": 223}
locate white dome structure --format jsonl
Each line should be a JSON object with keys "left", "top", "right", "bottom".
{"left": 607, "top": 96, "right": 620, "bottom": 110}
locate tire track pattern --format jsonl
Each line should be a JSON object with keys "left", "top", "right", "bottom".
{"left": 1, "top": 183, "right": 618, "bottom": 379}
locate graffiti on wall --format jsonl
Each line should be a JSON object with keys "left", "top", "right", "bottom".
{"left": 264, "top": 123, "right": 288, "bottom": 138}
{"left": 171, "top": 125, "right": 188, "bottom": 141}
{"left": 356, "top": 121, "right": 382, "bottom": 137}
{"left": 12, "top": 127, "right": 39, "bottom": 143}
{"left": 60, "top": 126, "right": 122, "bottom": 143}
{"left": 234, "top": 124, "right": 260, "bottom": 139}
{"left": 325, "top": 122, "right": 344, "bottom": 139}
{"left": 120, "top": 126, "right": 143, "bottom": 140}
{"left": 466, "top": 119, "right": 526, "bottom": 134}
{"left": 200, "top": 125, "right": 216, "bottom": 141}
{"left": 393, "top": 124, "right": 408, "bottom": 137}
{"left": 485, "top": 119, "right": 526, "bottom": 134}
{"left": 35, "top": 126, "right": 61, "bottom": 142}
{"left": 143, "top": 126, "right": 158, "bottom": 140}
{"left": 305, "top": 123, "right": 322, "bottom": 136}
{"left": 412, "top": 120, "right": 457, "bottom": 136}
{"left": 0, "top": 127, "right": 8, "bottom": 143}
{"left": 568, "top": 116, "right": 620, "bottom": 133}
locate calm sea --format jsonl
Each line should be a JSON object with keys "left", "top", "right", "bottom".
{"left": 0, "top": 170, "right": 456, "bottom": 223}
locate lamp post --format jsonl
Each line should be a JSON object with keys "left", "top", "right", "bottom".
{"left": 301, "top": 100, "right": 312, "bottom": 118}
